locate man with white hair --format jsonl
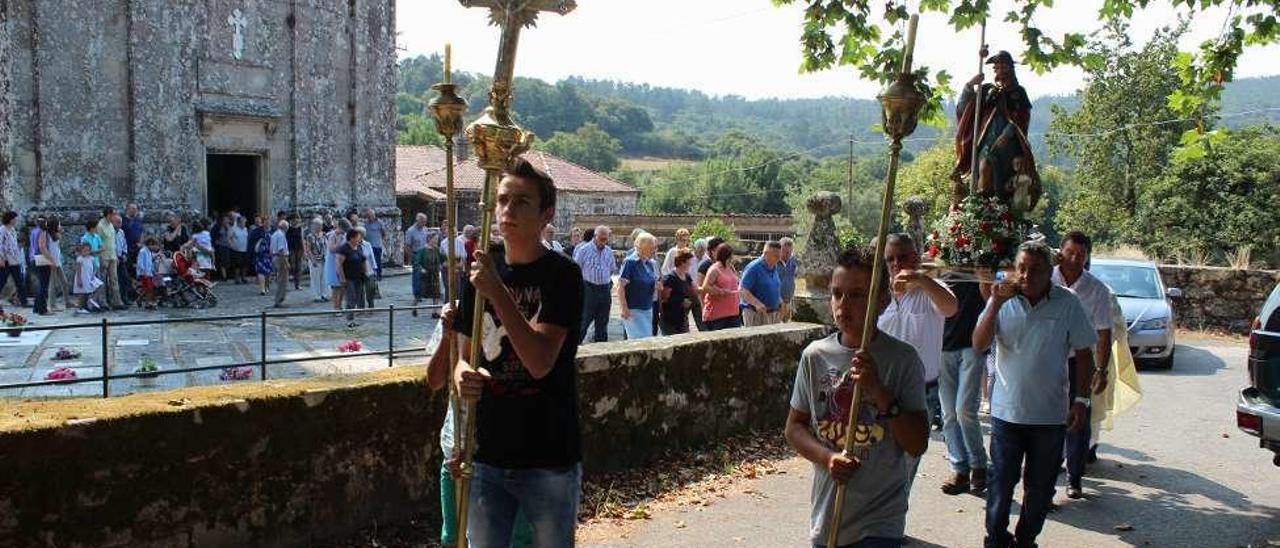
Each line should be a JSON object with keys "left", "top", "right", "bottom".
{"left": 405, "top": 213, "right": 431, "bottom": 306}
{"left": 270, "top": 219, "right": 291, "bottom": 307}
{"left": 573, "top": 225, "right": 615, "bottom": 343}
{"left": 542, "top": 225, "right": 564, "bottom": 253}
{"left": 363, "top": 208, "right": 385, "bottom": 279}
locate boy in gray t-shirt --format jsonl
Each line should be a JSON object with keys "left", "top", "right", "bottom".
{"left": 786, "top": 247, "right": 929, "bottom": 547}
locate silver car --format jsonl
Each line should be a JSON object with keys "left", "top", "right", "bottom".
{"left": 1089, "top": 258, "right": 1181, "bottom": 369}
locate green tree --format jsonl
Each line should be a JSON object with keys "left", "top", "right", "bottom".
{"left": 1134, "top": 125, "right": 1280, "bottom": 267}
{"left": 1048, "top": 22, "right": 1199, "bottom": 235}
{"left": 895, "top": 141, "right": 955, "bottom": 224}
{"left": 539, "top": 123, "right": 622, "bottom": 172}
{"left": 777, "top": 0, "right": 1280, "bottom": 152}
{"left": 691, "top": 218, "right": 739, "bottom": 248}
{"left": 396, "top": 113, "right": 443, "bottom": 146}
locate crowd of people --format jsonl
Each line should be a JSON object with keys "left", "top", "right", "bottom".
{"left": 0, "top": 205, "right": 395, "bottom": 322}
{"left": 409, "top": 154, "right": 1127, "bottom": 548}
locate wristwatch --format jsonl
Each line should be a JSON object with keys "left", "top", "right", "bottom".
{"left": 1073, "top": 396, "right": 1092, "bottom": 407}
{"left": 877, "top": 399, "right": 901, "bottom": 419}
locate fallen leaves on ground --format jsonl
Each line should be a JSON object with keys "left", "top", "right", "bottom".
{"left": 579, "top": 429, "right": 792, "bottom": 526}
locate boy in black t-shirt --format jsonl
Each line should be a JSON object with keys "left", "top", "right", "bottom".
{"left": 455, "top": 159, "right": 585, "bottom": 547}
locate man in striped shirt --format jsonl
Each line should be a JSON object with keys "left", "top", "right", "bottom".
{"left": 573, "top": 225, "right": 615, "bottom": 343}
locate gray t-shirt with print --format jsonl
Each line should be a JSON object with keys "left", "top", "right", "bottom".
{"left": 790, "top": 331, "right": 926, "bottom": 546}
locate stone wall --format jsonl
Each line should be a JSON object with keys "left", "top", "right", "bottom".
{"left": 0, "top": 323, "right": 826, "bottom": 546}
{"left": 1158, "top": 265, "right": 1280, "bottom": 333}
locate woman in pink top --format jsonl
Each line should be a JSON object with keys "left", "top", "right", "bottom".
{"left": 699, "top": 243, "right": 742, "bottom": 331}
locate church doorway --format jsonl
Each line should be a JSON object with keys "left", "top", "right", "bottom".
{"left": 206, "top": 153, "right": 261, "bottom": 220}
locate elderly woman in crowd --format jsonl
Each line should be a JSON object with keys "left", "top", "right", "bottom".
{"left": 303, "top": 217, "right": 328, "bottom": 302}
{"left": 618, "top": 231, "right": 661, "bottom": 340}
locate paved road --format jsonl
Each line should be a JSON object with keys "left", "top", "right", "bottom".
{"left": 582, "top": 335, "right": 1280, "bottom": 548}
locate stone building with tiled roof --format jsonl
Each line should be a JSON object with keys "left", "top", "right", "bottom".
{"left": 396, "top": 146, "right": 639, "bottom": 236}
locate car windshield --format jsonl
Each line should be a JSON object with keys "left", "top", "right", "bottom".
{"left": 1090, "top": 264, "right": 1163, "bottom": 299}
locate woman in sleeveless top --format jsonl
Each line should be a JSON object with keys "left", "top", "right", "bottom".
{"left": 699, "top": 243, "right": 742, "bottom": 331}
{"left": 324, "top": 219, "right": 351, "bottom": 312}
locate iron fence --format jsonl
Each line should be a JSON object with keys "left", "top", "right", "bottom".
{"left": 0, "top": 303, "right": 443, "bottom": 398}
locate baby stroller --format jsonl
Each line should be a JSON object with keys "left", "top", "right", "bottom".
{"left": 161, "top": 275, "right": 218, "bottom": 309}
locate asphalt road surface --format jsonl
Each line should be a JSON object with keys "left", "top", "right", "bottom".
{"left": 581, "top": 334, "right": 1280, "bottom": 548}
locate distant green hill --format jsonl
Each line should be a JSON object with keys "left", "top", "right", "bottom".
{"left": 397, "top": 54, "right": 1279, "bottom": 163}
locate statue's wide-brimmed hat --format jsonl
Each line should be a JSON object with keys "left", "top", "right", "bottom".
{"left": 986, "top": 50, "right": 1017, "bottom": 65}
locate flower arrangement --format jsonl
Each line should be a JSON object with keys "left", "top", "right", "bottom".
{"left": 926, "top": 195, "right": 1023, "bottom": 270}
{"left": 46, "top": 367, "right": 77, "bottom": 380}
{"left": 53, "top": 347, "right": 82, "bottom": 361}
{"left": 337, "top": 340, "right": 364, "bottom": 353}
{"left": 219, "top": 366, "right": 254, "bottom": 381}
{"left": 134, "top": 356, "right": 161, "bottom": 378}
{"left": 3, "top": 311, "right": 27, "bottom": 337}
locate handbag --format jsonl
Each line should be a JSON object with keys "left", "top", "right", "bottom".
{"left": 33, "top": 254, "right": 53, "bottom": 267}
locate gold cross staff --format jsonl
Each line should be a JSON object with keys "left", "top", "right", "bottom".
{"left": 452, "top": 2, "right": 576, "bottom": 548}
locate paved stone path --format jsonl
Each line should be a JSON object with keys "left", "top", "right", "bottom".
{"left": 0, "top": 268, "right": 630, "bottom": 399}
{"left": 579, "top": 335, "right": 1280, "bottom": 548}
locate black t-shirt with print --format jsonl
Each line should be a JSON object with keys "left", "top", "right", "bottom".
{"left": 456, "top": 245, "right": 585, "bottom": 469}
{"left": 941, "top": 270, "right": 985, "bottom": 351}
{"left": 660, "top": 272, "right": 693, "bottom": 324}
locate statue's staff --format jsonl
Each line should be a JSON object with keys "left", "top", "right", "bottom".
{"left": 825, "top": 14, "right": 927, "bottom": 548}
{"left": 970, "top": 21, "right": 988, "bottom": 195}
{"left": 427, "top": 42, "right": 468, "bottom": 524}
{"left": 452, "top": 3, "right": 575, "bottom": 546}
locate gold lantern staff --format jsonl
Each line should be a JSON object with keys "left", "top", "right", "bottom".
{"left": 825, "top": 14, "right": 927, "bottom": 548}
{"left": 452, "top": 2, "right": 576, "bottom": 547}
{"left": 427, "top": 42, "right": 469, "bottom": 521}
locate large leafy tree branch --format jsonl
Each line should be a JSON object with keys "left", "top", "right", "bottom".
{"left": 776, "top": 0, "right": 1279, "bottom": 140}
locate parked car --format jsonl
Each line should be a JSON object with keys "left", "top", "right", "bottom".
{"left": 1089, "top": 258, "right": 1180, "bottom": 369}
{"left": 1238, "top": 281, "right": 1280, "bottom": 467}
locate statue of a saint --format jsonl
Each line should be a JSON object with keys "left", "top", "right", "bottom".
{"left": 951, "top": 50, "right": 1042, "bottom": 214}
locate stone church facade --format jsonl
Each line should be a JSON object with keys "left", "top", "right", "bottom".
{"left": 0, "top": 0, "right": 401, "bottom": 257}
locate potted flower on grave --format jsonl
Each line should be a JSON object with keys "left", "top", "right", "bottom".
{"left": 134, "top": 356, "right": 161, "bottom": 384}
{"left": 3, "top": 312, "right": 28, "bottom": 338}
{"left": 53, "top": 347, "right": 82, "bottom": 361}
{"left": 46, "top": 367, "right": 77, "bottom": 381}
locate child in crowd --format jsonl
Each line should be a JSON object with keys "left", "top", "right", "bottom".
{"left": 73, "top": 243, "right": 105, "bottom": 314}
{"left": 784, "top": 246, "right": 929, "bottom": 548}
{"left": 136, "top": 237, "right": 161, "bottom": 309}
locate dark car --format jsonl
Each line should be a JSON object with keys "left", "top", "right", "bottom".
{"left": 1238, "top": 281, "right": 1280, "bottom": 467}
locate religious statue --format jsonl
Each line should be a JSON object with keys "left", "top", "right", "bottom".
{"left": 950, "top": 50, "right": 1042, "bottom": 214}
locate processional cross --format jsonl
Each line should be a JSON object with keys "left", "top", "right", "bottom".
{"left": 451, "top": 2, "right": 576, "bottom": 547}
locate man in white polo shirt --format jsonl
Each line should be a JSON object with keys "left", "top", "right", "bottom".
{"left": 975, "top": 240, "right": 1097, "bottom": 548}
{"left": 1052, "top": 231, "right": 1112, "bottom": 500}
{"left": 877, "top": 233, "right": 958, "bottom": 431}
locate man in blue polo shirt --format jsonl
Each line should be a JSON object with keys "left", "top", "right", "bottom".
{"left": 740, "top": 240, "right": 783, "bottom": 327}
{"left": 973, "top": 241, "right": 1098, "bottom": 548}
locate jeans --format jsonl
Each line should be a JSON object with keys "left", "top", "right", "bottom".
{"left": 940, "top": 348, "right": 987, "bottom": 473}
{"left": 0, "top": 264, "right": 28, "bottom": 306}
{"left": 372, "top": 246, "right": 383, "bottom": 279}
{"left": 468, "top": 462, "right": 581, "bottom": 548}
{"left": 1063, "top": 357, "right": 1091, "bottom": 490}
{"left": 411, "top": 263, "right": 423, "bottom": 300}
{"left": 441, "top": 463, "right": 532, "bottom": 547}
{"left": 812, "top": 537, "right": 902, "bottom": 548}
{"left": 580, "top": 282, "right": 611, "bottom": 343}
{"left": 621, "top": 308, "right": 653, "bottom": 340}
{"left": 33, "top": 265, "right": 50, "bottom": 314}
{"left": 985, "top": 418, "right": 1065, "bottom": 548}
{"left": 117, "top": 256, "right": 134, "bottom": 304}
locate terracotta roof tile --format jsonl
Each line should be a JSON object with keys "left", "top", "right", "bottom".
{"left": 395, "top": 146, "right": 449, "bottom": 200}
{"left": 418, "top": 151, "right": 639, "bottom": 195}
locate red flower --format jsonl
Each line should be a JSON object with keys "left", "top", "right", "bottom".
{"left": 978, "top": 221, "right": 992, "bottom": 233}
{"left": 928, "top": 244, "right": 940, "bottom": 258}
{"left": 949, "top": 223, "right": 962, "bottom": 235}
{"left": 993, "top": 240, "right": 1005, "bottom": 254}
{"left": 956, "top": 235, "right": 971, "bottom": 248}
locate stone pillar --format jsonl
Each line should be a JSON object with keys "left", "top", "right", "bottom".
{"left": 793, "top": 192, "right": 842, "bottom": 326}
{"left": 903, "top": 195, "right": 929, "bottom": 255}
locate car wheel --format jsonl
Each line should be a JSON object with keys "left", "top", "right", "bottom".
{"left": 1156, "top": 348, "right": 1175, "bottom": 370}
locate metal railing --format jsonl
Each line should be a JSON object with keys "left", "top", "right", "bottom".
{"left": 0, "top": 303, "right": 443, "bottom": 398}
